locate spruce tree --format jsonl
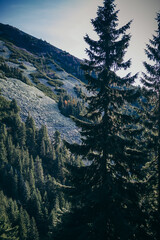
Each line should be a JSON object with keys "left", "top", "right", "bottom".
{"left": 0, "top": 140, "right": 7, "bottom": 164}
{"left": 29, "top": 217, "right": 39, "bottom": 240}
{"left": 6, "top": 135, "right": 14, "bottom": 165}
{"left": 17, "top": 122, "right": 26, "bottom": 148}
{"left": 141, "top": 12, "right": 160, "bottom": 238}
{"left": 25, "top": 114, "right": 36, "bottom": 157}
{"left": 19, "top": 207, "right": 28, "bottom": 240}
{"left": 54, "top": 131, "right": 61, "bottom": 151}
{"left": 35, "top": 156, "right": 44, "bottom": 191}
{"left": 60, "top": 0, "right": 146, "bottom": 239}
{"left": 10, "top": 99, "right": 19, "bottom": 114}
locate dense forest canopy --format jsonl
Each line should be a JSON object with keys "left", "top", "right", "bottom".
{"left": 0, "top": 93, "right": 82, "bottom": 239}
{"left": 0, "top": 0, "right": 160, "bottom": 239}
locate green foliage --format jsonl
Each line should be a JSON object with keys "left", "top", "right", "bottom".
{"left": 0, "top": 94, "right": 78, "bottom": 240}
{"left": 30, "top": 73, "right": 43, "bottom": 84}
{"left": 0, "top": 62, "right": 31, "bottom": 85}
{"left": 47, "top": 79, "right": 63, "bottom": 87}
{"left": 19, "top": 63, "right": 27, "bottom": 70}
{"left": 36, "top": 83, "right": 58, "bottom": 101}
{"left": 29, "top": 72, "right": 58, "bottom": 100}
{"left": 0, "top": 215, "right": 19, "bottom": 240}
{"left": 141, "top": 12, "right": 160, "bottom": 238}
{"left": 0, "top": 192, "right": 19, "bottom": 240}
{"left": 74, "top": 85, "right": 86, "bottom": 99}
{"left": 58, "top": 93, "right": 86, "bottom": 120}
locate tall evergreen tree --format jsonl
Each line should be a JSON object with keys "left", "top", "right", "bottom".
{"left": 0, "top": 139, "right": 7, "bottom": 164}
{"left": 19, "top": 207, "right": 29, "bottom": 240}
{"left": 25, "top": 114, "right": 36, "bottom": 157}
{"left": 10, "top": 99, "right": 20, "bottom": 115}
{"left": 141, "top": 12, "right": 160, "bottom": 238}
{"left": 29, "top": 217, "right": 39, "bottom": 240}
{"left": 54, "top": 131, "right": 61, "bottom": 151}
{"left": 35, "top": 156, "right": 44, "bottom": 191}
{"left": 58, "top": 0, "right": 147, "bottom": 239}
{"left": 17, "top": 122, "right": 26, "bottom": 148}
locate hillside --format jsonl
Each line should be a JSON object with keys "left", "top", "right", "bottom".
{"left": 0, "top": 92, "right": 83, "bottom": 240}
{"left": 0, "top": 23, "right": 87, "bottom": 240}
{"left": 0, "top": 24, "right": 88, "bottom": 142}
{"left": 0, "top": 23, "right": 86, "bottom": 82}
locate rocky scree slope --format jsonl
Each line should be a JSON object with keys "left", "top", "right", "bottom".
{"left": 0, "top": 25, "right": 88, "bottom": 142}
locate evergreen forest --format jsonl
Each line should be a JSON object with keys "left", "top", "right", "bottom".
{"left": 0, "top": 0, "right": 160, "bottom": 239}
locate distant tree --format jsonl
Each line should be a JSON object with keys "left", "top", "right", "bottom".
{"left": 0, "top": 124, "right": 7, "bottom": 142}
{"left": 0, "top": 139, "right": 7, "bottom": 164}
{"left": 12, "top": 171, "right": 19, "bottom": 199}
{"left": 25, "top": 114, "right": 36, "bottom": 156}
{"left": 19, "top": 207, "right": 29, "bottom": 240}
{"left": 6, "top": 135, "right": 14, "bottom": 164}
{"left": 54, "top": 131, "right": 61, "bottom": 151}
{"left": 17, "top": 122, "right": 26, "bottom": 148}
{"left": 10, "top": 99, "right": 20, "bottom": 114}
{"left": 35, "top": 156, "right": 44, "bottom": 191}
{"left": 28, "top": 169, "right": 36, "bottom": 191}
{"left": 30, "top": 189, "right": 43, "bottom": 230}
{"left": 37, "top": 125, "right": 50, "bottom": 156}
{"left": 28, "top": 217, "right": 39, "bottom": 240}
{"left": 7, "top": 198, "right": 19, "bottom": 226}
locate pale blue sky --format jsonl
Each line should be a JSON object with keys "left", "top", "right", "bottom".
{"left": 0, "top": 0, "right": 159, "bottom": 83}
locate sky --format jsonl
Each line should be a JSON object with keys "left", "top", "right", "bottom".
{"left": 0, "top": 0, "right": 160, "bottom": 84}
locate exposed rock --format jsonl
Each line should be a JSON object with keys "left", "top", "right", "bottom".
{"left": 0, "top": 77, "right": 81, "bottom": 143}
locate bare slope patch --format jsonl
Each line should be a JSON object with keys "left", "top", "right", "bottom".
{"left": 0, "top": 77, "right": 80, "bottom": 142}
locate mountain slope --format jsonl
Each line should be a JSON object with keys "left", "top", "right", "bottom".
{"left": 0, "top": 22, "right": 85, "bottom": 82}
{"left": 0, "top": 24, "right": 87, "bottom": 142}
{"left": 0, "top": 77, "right": 80, "bottom": 142}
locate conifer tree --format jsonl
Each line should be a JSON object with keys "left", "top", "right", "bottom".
{"left": 35, "top": 156, "right": 44, "bottom": 191}
{"left": 25, "top": 114, "right": 36, "bottom": 157}
{"left": 141, "top": 12, "right": 160, "bottom": 238}
{"left": 29, "top": 217, "right": 39, "bottom": 240}
{"left": 12, "top": 171, "right": 18, "bottom": 199}
{"left": 54, "top": 131, "right": 61, "bottom": 151}
{"left": 61, "top": 0, "right": 146, "bottom": 239}
{"left": 0, "top": 140, "right": 7, "bottom": 164}
{"left": 19, "top": 207, "right": 29, "bottom": 240}
{"left": 6, "top": 135, "right": 14, "bottom": 164}
{"left": 8, "top": 198, "right": 19, "bottom": 225}
{"left": 0, "top": 124, "right": 7, "bottom": 142}
{"left": 28, "top": 169, "right": 36, "bottom": 191}
{"left": 10, "top": 99, "right": 20, "bottom": 114}
{"left": 17, "top": 122, "right": 26, "bottom": 148}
